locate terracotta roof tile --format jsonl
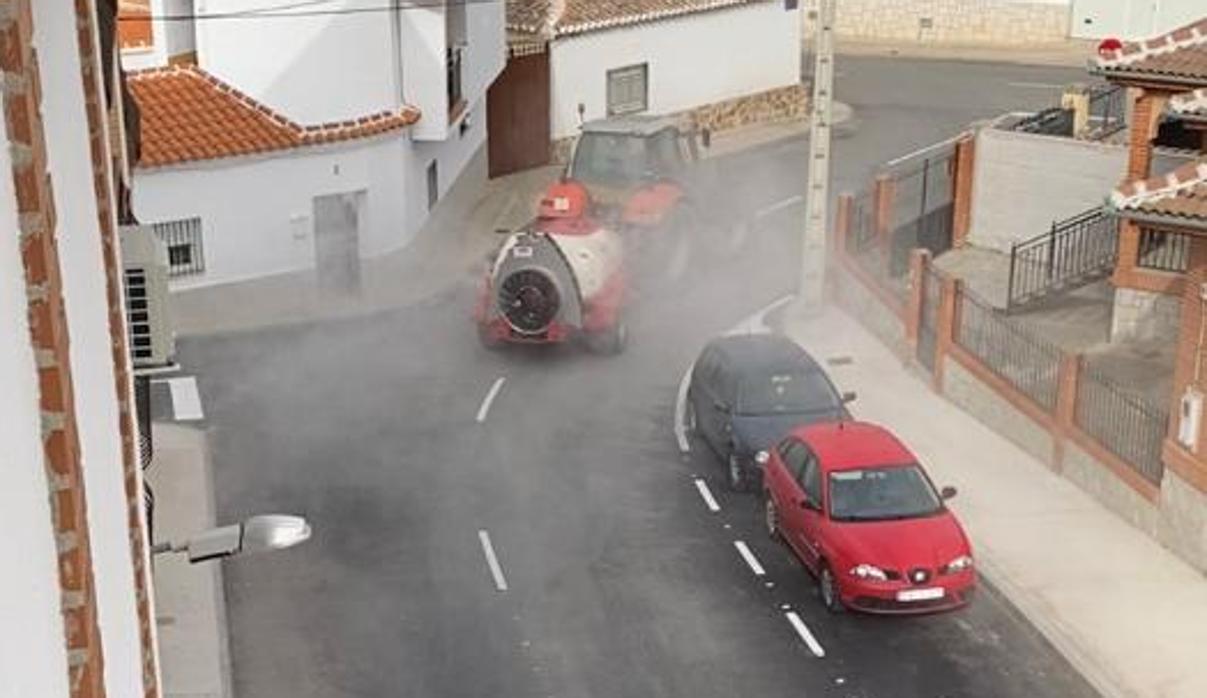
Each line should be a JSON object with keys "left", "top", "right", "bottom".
{"left": 1097, "top": 17, "right": 1207, "bottom": 86}
{"left": 507, "top": 0, "right": 764, "bottom": 38}
{"left": 127, "top": 66, "right": 421, "bottom": 168}
{"left": 1112, "top": 158, "right": 1207, "bottom": 225}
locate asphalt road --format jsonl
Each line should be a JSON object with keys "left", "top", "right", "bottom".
{"left": 177, "top": 56, "right": 1099, "bottom": 698}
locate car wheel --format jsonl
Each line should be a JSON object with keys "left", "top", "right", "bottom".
{"left": 765, "top": 495, "right": 780, "bottom": 540}
{"left": 727, "top": 452, "right": 746, "bottom": 492}
{"left": 819, "top": 564, "right": 845, "bottom": 614}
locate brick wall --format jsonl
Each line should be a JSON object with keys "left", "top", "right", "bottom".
{"left": 1, "top": 0, "right": 108, "bottom": 694}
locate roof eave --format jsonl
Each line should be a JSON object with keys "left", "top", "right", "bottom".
{"left": 1109, "top": 206, "right": 1207, "bottom": 233}
{"left": 1098, "top": 67, "right": 1207, "bottom": 90}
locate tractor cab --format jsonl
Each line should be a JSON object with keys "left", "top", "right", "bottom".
{"left": 565, "top": 115, "right": 707, "bottom": 195}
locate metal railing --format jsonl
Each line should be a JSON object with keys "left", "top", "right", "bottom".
{"left": 1138, "top": 229, "right": 1191, "bottom": 273}
{"left": 1006, "top": 207, "right": 1118, "bottom": 310}
{"left": 1087, "top": 84, "right": 1127, "bottom": 139}
{"left": 1011, "top": 106, "right": 1074, "bottom": 137}
{"left": 151, "top": 217, "right": 205, "bottom": 277}
{"left": 1075, "top": 360, "right": 1168, "bottom": 485}
{"left": 845, "top": 189, "right": 909, "bottom": 301}
{"left": 956, "top": 285, "right": 1063, "bottom": 411}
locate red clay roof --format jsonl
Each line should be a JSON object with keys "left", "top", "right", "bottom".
{"left": 127, "top": 66, "right": 421, "bottom": 168}
{"left": 1112, "top": 159, "right": 1207, "bottom": 225}
{"left": 507, "top": 0, "right": 764, "bottom": 39}
{"left": 1097, "top": 17, "right": 1207, "bottom": 87}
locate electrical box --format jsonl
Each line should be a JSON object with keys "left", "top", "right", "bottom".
{"left": 1178, "top": 387, "right": 1203, "bottom": 451}
{"left": 119, "top": 225, "right": 175, "bottom": 369}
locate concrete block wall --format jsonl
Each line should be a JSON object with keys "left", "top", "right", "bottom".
{"left": 942, "top": 356, "right": 1056, "bottom": 465}
{"left": 829, "top": 0, "right": 1072, "bottom": 45}
{"left": 1159, "top": 471, "right": 1207, "bottom": 572}
{"left": 1111, "top": 287, "right": 1182, "bottom": 343}
{"left": 1063, "top": 441, "right": 1160, "bottom": 536}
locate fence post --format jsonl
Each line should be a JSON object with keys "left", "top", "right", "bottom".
{"left": 1006, "top": 241, "right": 1018, "bottom": 311}
{"left": 933, "top": 276, "right": 960, "bottom": 393}
{"left": 1052, "top": 353, "right": 1083, "bottom": 474}
{"left": 834, "top": 192, "right": 854, "bottom": 256}
{"left": 951, "top": 133, "right": 975, "bottom": 249}
{"left": 905, "top": 249, "right": 929, "bottom": 348}
{"left": 1045, "top": 221, "right": 1057, "bottom": 281}
{"left": 873, "top": 173, "right": 894, "bottom": 276}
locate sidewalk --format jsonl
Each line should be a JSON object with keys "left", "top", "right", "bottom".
{"left": 778, "top": 303, "right": 1207, "bottom": 698}
{"left": 836, "top": 37, "right": 1098, "bottom": 68}
{"left": 145, "top": 424, "right": 232, "bottom": 698}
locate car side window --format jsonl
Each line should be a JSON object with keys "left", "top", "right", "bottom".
{"left": 800, "top": 448, "right": 822, "bottom": 505}
{"left": 778, "top": 439, "right": 808, "bottom": 481}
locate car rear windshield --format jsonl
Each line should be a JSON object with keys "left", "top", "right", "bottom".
{"left": 828, "top": 465, "right": 943, "bottom": 522}
{"left": 570, "top": 133, "right": 649, "bottom": 185}
{"left": 737, "top": 371, "right": 839, "bottom": 416}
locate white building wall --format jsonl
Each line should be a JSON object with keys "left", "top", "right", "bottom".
{"left": 0, "top": 76, "right": 71, "bottom": 698}
{"left": 413, "top": 92, "right": 488, "bottom": 209}
{"left": 120, "top": 0, "right": 197, "bottom": 71}
{"left": 549, "top": 3, "right": 801, "bottom": 139}
{"left": 134, "top": 136, "right": 418, "bottom": 289}
{"left": 1072, "top": 0, "right": 1204, "bottom": 40}
{"left": 32, "top": 4, "right": 147, "bottom": 698}
{"left": 196, "top": 0, "right": 399, "bottom": 124}
{"left": 401, "top": 6, "right": 451, "bottom": 141}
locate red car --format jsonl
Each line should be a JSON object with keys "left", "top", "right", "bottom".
{"left": 762, "top": 421, "right": 975, "bottom": 614}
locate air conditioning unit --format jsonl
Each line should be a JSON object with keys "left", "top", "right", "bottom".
{"left": 119, "top": 225, "right": 174, "bottom": 369}
{"left": 1178, "top": 387, "right": 1203, "bottom": 451}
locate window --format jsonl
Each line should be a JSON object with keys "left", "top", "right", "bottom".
{"left": 800, "top": 451, "right": 822, "bottom": 504}
{"left": 151, "top": 216, "right": 204, "bottom": 277}
{"left": 427, "top": 160, "right": 439, "bottom": 211}
{"left": 607, "top": 63, "right": 648, "bottom": 117}
{"left": 649, "top": 129, "right": 685, "bottom": 177}
{"left": 828, "top": 465, "right": 944, "bottom": 522}
{"left": 778, "top": 439, "right": 809, "bottom": 482}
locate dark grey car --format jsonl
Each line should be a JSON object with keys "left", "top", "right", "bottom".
{"left": 685, "top": 333, "right": 854, "bottom": 492}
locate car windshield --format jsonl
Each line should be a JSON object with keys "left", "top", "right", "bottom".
{"left": 569, "top": 132, "right": 650, "bottom": 185}
{"left": 828, "top": 465, "right": 944, "bottom": 522}
{"left": 737, "top": 371, "right": 839, "bottom": 415}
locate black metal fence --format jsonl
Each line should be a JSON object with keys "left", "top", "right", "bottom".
{"left": 1007, "top": 207, "right": 1118, "bottom": 310}
{"left": 1087, "top": 84, "right": 1127, "bottom": 139}
{"left": 1075, "top": 360, "right": 1169, "bottom": 485}
{"left": 152, "top": 217, "right": 205, "bottom": 277}
{"left": 1138, "top": 229, "right": 1191, "bottom": 273}
{"left": 1011, "top": 107, "right": 1075, "bottom": 137}
{"left": 886, "top": 150, "right": 955, "bottom": 276}
{"left": 955, "top": 285, "right": 1063, "bottom": 411}
{"left": 845, "top": 188, "right": 907, "bottom": 301}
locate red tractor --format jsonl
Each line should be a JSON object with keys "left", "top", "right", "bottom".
{"left": 475, "top": 180, "right": 628, "bottom": 353}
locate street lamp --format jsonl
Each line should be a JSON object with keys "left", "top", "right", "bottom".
{"left": 151, "top": 514, "right": 311, "bottom": 564}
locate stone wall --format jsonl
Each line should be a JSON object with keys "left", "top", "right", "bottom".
{"left": 1063, "top": 440, "right": 1160, "bottom": 536}
{"left": 550, "top": 83, "right": 809, "bottom": 165}
{"left": 828, "top": 0, "right": 1072, "bottom": 45}
{"left": 942, "top": 355, "right": 1056, "bottom": 465}
{"left": 1159, "top": 469, "right": 1207, "bottom": 573}
{"left": 830, "top": 264, "right": 907, "bottom": 349}
{"left": 1111, "top": 287, "right": 1182, "bottom": 343}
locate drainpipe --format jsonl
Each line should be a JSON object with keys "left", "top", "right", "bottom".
{"left": 391, "top": 0, "right": 406, "bottom": 108}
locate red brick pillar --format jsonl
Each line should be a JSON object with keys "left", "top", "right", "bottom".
{"left": 951, "top": 133, "right": 976, "bottom": 249}
{"left": 1125, "top": 90, "right": 1168, "bottom": 182}
{"left": 2, "top": 1, "right": 108, "bottom": 695}
{"left": 1053, "top": 353, "right": 1083, "bottom": 473}
{"left": 873, "top": 174, "right": 894, "bottom": 275}
{"left": 1168, "top": 238, "right": 1207, "bottom": 469}
{"left": 905, "top": 249, "right": 931, "bottom": 347}
{"left": 833, "top": 192, "right": 854, "bottom": 257}
{"left": 1112, "top": 218, "right": 1142, "bottom": 290}
{"left": 933, "top": 276, "right": 960, "bottom": 392}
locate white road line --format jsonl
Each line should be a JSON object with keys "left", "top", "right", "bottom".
{"left": 165, "top": 376, "right": 204, "bottom": 421}
{"left": 477, "top": 530, "right": 509, "bottom": 592}
{"left": 785, "top": 611, "right": 826, "bottom": 657}
{"left": 476, "top": 377, "right": 506, "bottom": 423}
{"left": 755, "top": 195, "right": 805, "bottom": 219}
{"left": 1007, "top": 81, "right": 1065, "bottom": 89}
{"left": 693, "top": 478, "right": 720, "bottom": 512}
{"left": 733, "top": 540, "right": 766, "bottom": 576}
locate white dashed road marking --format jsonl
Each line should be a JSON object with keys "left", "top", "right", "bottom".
{"left": 476, "top": 377, "right": 506, "bottom": 423}
{"left": 734, "top": 540, "right": 766, "bottom": 577}
{"left": 165, "top": 376, "right": 203, "bottom": 421}
{"left": 478, "top": 530, "right": 509, "bottom": 592}
{"left": 693, "top": 478, "right": 720, "bottom": 512}
{"left": 785, "top": 611, "right": 826, "bottom": 657}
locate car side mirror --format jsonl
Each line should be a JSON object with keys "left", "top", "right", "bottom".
{"left": 940, "top": 486, "right": 958, "bottom": 500}
{"left": 841, "top": 391, "right": 857, "bottom": 404}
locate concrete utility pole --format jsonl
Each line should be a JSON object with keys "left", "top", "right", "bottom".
{"left": 800, "top": 0, "right": 836, "bottom": 308}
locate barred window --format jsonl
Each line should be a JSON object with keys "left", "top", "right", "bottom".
{"left": 151, "top": 217, "right": 205, "bottom": 277}
{"left": 606, "top": 63, "right": 648, "bottom": 117}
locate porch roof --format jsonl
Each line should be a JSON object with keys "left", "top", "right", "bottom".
{"left": 1111, "top": 159, "right": 1207, "bottom": 228}
{"left": 127, "top": 66, "right": 421, "bottom": 168}
{"left": 1096, "top": 18, "right": 1207, "bottom": 90}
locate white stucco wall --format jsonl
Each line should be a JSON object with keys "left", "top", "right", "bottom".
{"left": 1071, "top": 0, "right": 1205, "bottom": 40}
{"left": 196, "top": 0, "right": 399, "bottom": 124}
{"left": 549, "top": 3, "right": 801, "bottom": 139}
{"left": 33, "top": 4, "right": 147, "bottom": 698}
{"left": 0, "top": 77, "right": 71, "bottom": 698}
{"left": 120, "top": 0, "right": 197, "bottom": 71}
{"left": 134, "top": 135, "right": 421, "bottom": 289}
{"left": 414, "top": 93, "right": 488, "bottom": 209}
